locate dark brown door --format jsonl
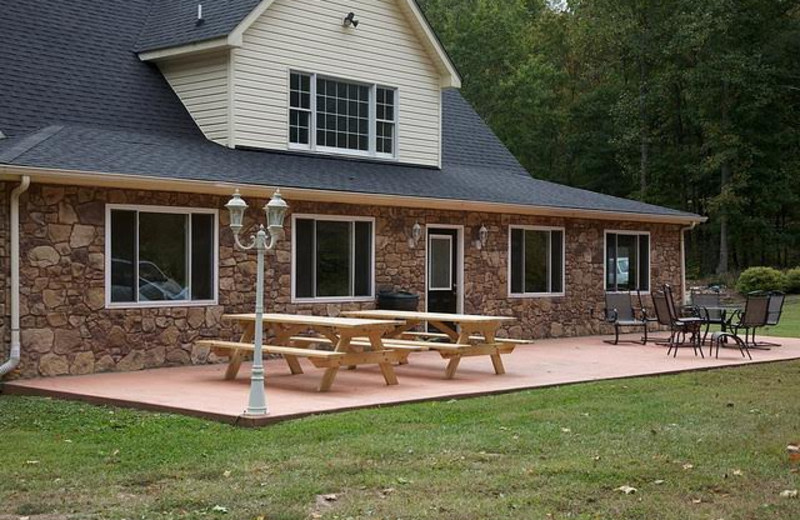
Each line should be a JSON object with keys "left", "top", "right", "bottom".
{"left": 427, "top": 228, "right": 459, "bottom": 316}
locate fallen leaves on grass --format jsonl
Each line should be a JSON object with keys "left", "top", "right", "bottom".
{"left": 222, "top": 470, "right": 231, "bottom": 478}
{"left": 211, "top": 505, "right": 229, "bottom": 513}
{"left": 654, "top": 480, "right": 666, "bottom": 485}
{"left": 733, "top": 469, "right": 744, "bottom": 477}
{"left": 779, "top": 489, "right": 798, "bottom": 499}
{"left": 615, "top": 485, "right": 637, "bottom": 495}
{"left": 682, "top": 463, "right": 694, "bottom": 470}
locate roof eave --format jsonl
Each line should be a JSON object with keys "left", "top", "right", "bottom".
{"left": 0, "top": 164, "right": 706, "bottom": 225}
{"left": 137, "top": 36, "right": 234, "bottom": 62}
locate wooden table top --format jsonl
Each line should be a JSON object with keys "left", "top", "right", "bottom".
{"left": 341, "top": 310, "right": 517, "bottom": 323}
{"left": 223, "top": 313, "right": 402, "bottom": 329}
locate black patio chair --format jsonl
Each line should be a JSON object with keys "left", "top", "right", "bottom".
{"left": 709, "top": 292, "right": 769, "bottom": 359}
{"left": 598, "top": 292, "right": 649, "bottom": 345}
{"left": 652, "top": 287, "right": 704, "bottom": 358}
{"left": 691, "top": 290, "right": 724, "bottom": 345}
{"left": 749, "top": 291, "right": 785, "bottom": 348}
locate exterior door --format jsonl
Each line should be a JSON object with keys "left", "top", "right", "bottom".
{"left": 427, "top": 228, "right": 459, "bottom": 316}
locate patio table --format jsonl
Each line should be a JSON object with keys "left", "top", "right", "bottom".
{"left": 701, "top": 305, "right": 743, "bottom": 333}
{"left": 341, "top": 310, "right": 521, "bottom": 379}
{"left": 213, "top": 314, "right": 405, "bottom": 392}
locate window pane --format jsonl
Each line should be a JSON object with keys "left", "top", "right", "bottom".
{"left": 354, "top": 222, "right": 372, "bottom": 297}
{"left": 615, "top": 234, "right": 638, "bottom": 292}
{"left": 606, "top": 233, "right": 617, "bottom": 291}
{"left": 524, "top": 230, "right": 548, "bottom": 293}
{"left": 110, "top": 210, "right": 136, "bottom": 302}
{"left": 510, "top": 229, "right": 524, "bottom": 294}
{"left": 191, "top": 214, "right": 214, "bottom": 301}
{"left": 429, "top": 237, "right": 452, "bottom": 290}
{"left": 316, "top": 221, "right": 350, "bottom": 297}
{"left": 295, "top": 219, "right": 315, "bottom": 298}
{"left": 551, "top": 230, "right": 564, "bottom": 293}
{"left": 638, "top": 235, "right": 650, "bottom": 291}
{"left": 138, "top": 213, "right": 188, "bottom": 302}
{"left": 316, "top": 77, "right": 370, "bottom": 151}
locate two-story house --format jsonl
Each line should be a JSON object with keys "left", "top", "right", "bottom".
{"left": 0, "top": 0, "right": 703, "bottom": 378}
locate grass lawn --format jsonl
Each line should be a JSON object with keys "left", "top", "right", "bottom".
{"left": 2, "top": 361, "right": 800, "bottom": 519}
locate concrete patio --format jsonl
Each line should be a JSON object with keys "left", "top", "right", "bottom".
{"left": 3, "top": 334, "right": 800, "bottom": 426}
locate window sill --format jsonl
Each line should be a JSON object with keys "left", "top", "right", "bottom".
{"left": 508, "top": 293, "right": 566, "bottom": 299}
{"left": 105, "top": 299, "right": 218, "bottom": 310}
{"left": 291, "top": 296, "right": 375, "bottom": 305}
{"left": 605, "top": 290, "right": 651, "bottom": 295}
{"left": 287, "top": 143, "right": 398, "bottom": 162}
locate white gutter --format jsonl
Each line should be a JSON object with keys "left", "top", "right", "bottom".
{"left": 0, "top": 176, "right": 30, "bottom": 377}
{"left": 680, "top": 222, "right": 698, "bottom": 304}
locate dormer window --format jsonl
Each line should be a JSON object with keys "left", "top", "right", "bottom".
{"left": 289, "top": 72, "right": 396, "bottom": 159}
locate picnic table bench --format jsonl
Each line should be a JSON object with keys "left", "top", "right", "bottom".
{"left": 342, "top": 310, "right": 526, "bottom": 379}
{"left": 197, "top": 313, "right": 406, "bottom": 392}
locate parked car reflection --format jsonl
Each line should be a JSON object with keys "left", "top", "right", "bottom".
{"left": 111, "top": 259, "right": 187, "bottom": 301}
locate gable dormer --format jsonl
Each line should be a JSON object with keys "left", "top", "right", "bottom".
{"left": 137, "top": 0, "right": 460, "bottom": 168}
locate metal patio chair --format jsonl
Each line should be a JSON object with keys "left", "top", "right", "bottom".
{"left": 749, "top": 291, "right": 785, "bottom": 348}
{"left": 709, "top": 292, "right": 769, "bottom": 359}
{"left": 599, "top": 292, "right": 649, "bottom": 345}
{"left": 653, "top": 286, "right": 704, "bottom": 357}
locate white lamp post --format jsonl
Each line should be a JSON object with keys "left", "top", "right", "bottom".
{"left": 225, "top": 188, "right": 288, "bottom": 416}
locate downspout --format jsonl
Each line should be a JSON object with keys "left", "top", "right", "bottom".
{"left": 680, "top": 222, "right": 697, "bottom": 305}
{"left": 0, "top": 176, "right": 31, "bottom": 377}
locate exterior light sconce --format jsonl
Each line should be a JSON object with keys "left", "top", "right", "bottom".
{"left": 343, "top": 12, "right": 359, "bottom": 28}
{"left": 408, "top": 221, "right": 422, "bottom": 249}
{"left": 474, "top": 225, "right": 489, "bottom": 250}
{"left": 224, "top": 188, "right": 289, "bottom": 417}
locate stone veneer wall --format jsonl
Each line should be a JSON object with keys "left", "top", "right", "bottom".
{"left": 4, "top": 183, "right": 684, "bottom": 378}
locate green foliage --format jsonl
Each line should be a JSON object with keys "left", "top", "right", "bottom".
{"left": 785, "top": 267, "right": 800, "bottom": 294}
{"left": 418, "top": 0, "right": 800, "bottom": 274}
{"left": 735, "top": 266, "right": 787, "bottom": 294}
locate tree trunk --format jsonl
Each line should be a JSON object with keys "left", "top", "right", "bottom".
{"left": 716, "top": 81, "right": 731, "bottom": 275}
{"left": 639, "top": 61, "right": 648, "bottom": 197}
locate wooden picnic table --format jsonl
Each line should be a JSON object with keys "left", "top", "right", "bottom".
{"left": 198, "top": 313, "right": 405, "bottom": 392}
{"left": 341, "top": 310, "right": 523, "bottom": 379}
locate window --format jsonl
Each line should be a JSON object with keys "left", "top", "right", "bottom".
{"left": 106, "top": 206, "right": 217, "bottom": 306}
{"left": 289, "top": 72, "right": 396, "bottom": 158}
{"left": 509, "top": 227, "right": 564, "bottom": 296}
{"left": 605, "top": 231, "right": 650, "bottom": 292}
{"left": 292, "top": 216, "right": 374, "bottom": 300}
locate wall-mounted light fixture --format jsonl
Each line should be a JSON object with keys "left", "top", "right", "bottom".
{"left": 343, "top": 12, "right": 359, "bottom": 28}
{"left": 474, "top": 225, "right": 489, "bottom": 250}
{"left": 408, "top": 222, "right": 422, "bottom": 249}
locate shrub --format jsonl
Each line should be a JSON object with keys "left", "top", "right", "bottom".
{"left": 736, "top": 267, "right": 787, "bottom": 294}
{"left": 785, "top": 267, "right": 800, "bottom": 294}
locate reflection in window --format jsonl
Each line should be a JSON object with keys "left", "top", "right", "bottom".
{"left": 294, "top": 218, "right": 373, "bottom": 299}
{"left": 605, "top": 232, "right": 650, "bottom": 292}
{"left": 109, "top": 209, "right": 216, "bottom": 304}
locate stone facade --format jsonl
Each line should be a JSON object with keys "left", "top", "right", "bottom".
{"left": 2, "top": 183, "right": 684, "bottom": 378}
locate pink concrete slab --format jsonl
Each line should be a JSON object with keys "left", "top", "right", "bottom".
{"left": 4, "top": 334, "right": 800, "bottom": 426}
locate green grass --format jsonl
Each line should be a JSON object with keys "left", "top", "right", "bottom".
{"left": 764, "top": 295, "right": 800, "bottom": 338}
{"left": 2, "top": 361, "right": 800, "bottom": 519}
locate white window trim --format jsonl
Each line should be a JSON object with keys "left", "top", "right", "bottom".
{"left": 428, "top": 234, "right": 453, "bottom": 291}
{"left": 290, "top": 213, "right": 376, "bottom": 304}
{"left": 603, "top": 229, "right": 652, "bottom": 294}
{"left": 507, "top": 225, "right": 566, "bottom": 298}
{"left": 287, "top": 70, "right": 398, "bottom": 161}
{"left": 104, "top": 204, "right": 219, "bottom": 309}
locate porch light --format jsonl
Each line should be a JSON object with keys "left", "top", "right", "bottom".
{"left": 343, "top": 12, "right": 359, "bottom": 28}
{"left": 408, "top": 221, "right": 422, "bottom": 249}
{"left": 225, "top": 189, "right": 248, "bottom": 235}
{"left": 224, "top": 188, "right": 289, "bottom": 417}
{"left": 264, "top": 189, "right": 288, "bottom": 239}
{"left": 475, "top": 225, "right": 489, "bottom": 250}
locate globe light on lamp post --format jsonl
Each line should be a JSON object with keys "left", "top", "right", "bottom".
{"left": 225, "top": 188, "right": 288, "bottom": 416}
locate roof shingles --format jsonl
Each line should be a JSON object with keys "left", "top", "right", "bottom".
{"left": 0, "top": 0, "right": 700, "bottom": 221}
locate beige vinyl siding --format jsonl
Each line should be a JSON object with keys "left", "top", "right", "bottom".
{"left": 160, "top": 51, "right": 230, "bottom": 145}
{"left": 234, "top": 0, "right": 442, "bottom": 167}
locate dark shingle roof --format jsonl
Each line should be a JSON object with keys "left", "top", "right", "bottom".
{"left": 135, "top": 0, "right": 262, "bottom": 53}
{"left": 0, "top": 0, "right": 701, "bottom": 221}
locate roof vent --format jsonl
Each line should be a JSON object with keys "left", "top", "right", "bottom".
{"left": 196, "top": 3, "right": 204, "bottom": 25}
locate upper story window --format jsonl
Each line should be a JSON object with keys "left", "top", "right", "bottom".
{"left": 289, "top": 72, "right": 396, "bottom": 159}
{"left": 605, "top": 231, "right": 650, "bottom": 293}
{"left": 509, "top": 226, "right": 565, "bottom": 297}
{"left": 106, "top": 205, "right": 218, "bottom": 308}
